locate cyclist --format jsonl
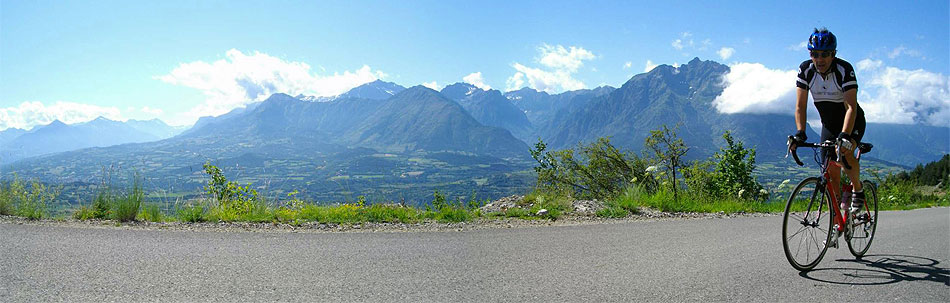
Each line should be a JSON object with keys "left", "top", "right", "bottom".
{"left": 790, "top": 28, "right": 867, "bottom": 228}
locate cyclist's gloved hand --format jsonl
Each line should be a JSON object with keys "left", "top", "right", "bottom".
{"left": 793, "top": 130, "right": 807, "bottom": 143}
{"left": 837, "top": 132, "right": 854, "bottom": 151}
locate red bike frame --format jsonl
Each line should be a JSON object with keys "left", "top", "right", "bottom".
{"left": 792, "top": 139, "right": 871, "bottom": 234}
{"left": 822, "top": 160, "right": 848, "bottom": 234}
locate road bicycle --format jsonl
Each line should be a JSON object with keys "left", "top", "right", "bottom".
{"left": 781, "top": 137, "right": 879, "bottom": 271}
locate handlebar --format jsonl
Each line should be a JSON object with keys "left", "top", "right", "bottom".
{"left": 785, "top": 136, "right": 852, "bottom": 169}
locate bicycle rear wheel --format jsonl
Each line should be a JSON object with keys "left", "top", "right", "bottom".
{"left": 783, "top": 177, "right": 833, "bottom": 271}
{"left": 847, "top": 180, "right": 879, "bottom": 258}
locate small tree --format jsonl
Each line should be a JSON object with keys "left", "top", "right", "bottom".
{"left": 714, "top": 131, "right": 764, "bottom": 199}
{"left": 645, "top": 124, "right": 689, "bottom": 201}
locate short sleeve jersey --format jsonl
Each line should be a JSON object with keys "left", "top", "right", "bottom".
{"left": 796, "top": 58, "right": 865, "bottom": 134}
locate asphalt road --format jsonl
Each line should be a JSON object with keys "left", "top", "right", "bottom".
{"left": 2, "top": 208, "right": 948, "bottom": 302}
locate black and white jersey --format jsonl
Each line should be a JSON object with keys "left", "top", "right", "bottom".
{"left": 796, "top": 58, "right": 859, "bottom": 102}
{"left": 796, "top": 58, "right": 865, "bottom": 136}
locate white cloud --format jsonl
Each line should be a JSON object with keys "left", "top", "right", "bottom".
{"left": 422, "top": 81, "right": 440, "bottom": 90}
{"left": 699, "top": 39, "right": 712, "bottom": 51}
{"left": 505, "top": 44, "right": 596, "bottom": 93}
{"left": 672, "top": 39, "right": 684, "bottom": 50}
{"left": 537, "top": 44, "right": 596, "bottom": 73}
{"left": 788, "top": 41, "right": 808, "bottom": 52}
{"left": 718, "top": 47, "right": 735, "bottom": 60}
{"left": 0, "top": 101, "right": 123, "bottom": 130}
{"left": 506, "top": 72, "right": 525, "bottom": 92}
{"left": 623, "top": 61, "right": 633, "bottom": 70}
{"left": 158, "top": 49, "right": 385, "bottom": 124}
{"left": 887, "top": 46, "right": 924, "bottom": 59}
{"left": 672, "top": 32, "right": 695, "bottom": 51}
{"left": 856, "top": 59, "right": 949, "bottom": 126}
{"left": 507, "top": 63, "right": 586, "bottom": 93}
{"left": 463, "top": 72, "right": 491, "bottom": 90}
{"left": 713, "top": 59, "right": 950, "bottom": 127}
{"left": 644, "top": 60, "right": 659, "bottom": 73}
{"left": 713, "top": 63, "right": 799, "bottom": 115}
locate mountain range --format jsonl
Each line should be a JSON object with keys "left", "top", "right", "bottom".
{"left": 0, "top": 117, "right": 184, "bottom": 164}
{"left": 2, "top": 58, "right": 947, "bottom": 204}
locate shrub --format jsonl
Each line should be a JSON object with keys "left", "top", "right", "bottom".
{"left": 531, "top": 137, "right": 649, "bottom": 200}
{"left": 9, "top": 179, "right": 58, "bottom": 220}
{"left": 0, "top": 176, "right": 18, "bottom": 215}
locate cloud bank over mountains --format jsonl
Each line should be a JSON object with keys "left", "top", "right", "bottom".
{"left": 0, "top": 101, "right": 122, "bottom": 130}
{"left": 157, "top": 49, "right": 386, "bottom": 124}
{"left": 713, "top": 59, "right": 949, "bottom": 127}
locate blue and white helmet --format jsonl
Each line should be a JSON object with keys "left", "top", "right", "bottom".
{"left": 808, "top": 28, "right": 837, "bottom": 51}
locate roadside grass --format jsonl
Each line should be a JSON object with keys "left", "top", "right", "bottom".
{"left": 175, "top": 200, "right": 207, "bottom": 223}
{"left": 598, "top": 186, "right": 786, "bottom": 218}
{"left": 72, "top": 177, "right": 143, "bottom": 222}
{"left": 139, "top": 203, "right": 164, "bottom": 222}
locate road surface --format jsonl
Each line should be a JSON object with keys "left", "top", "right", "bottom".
{"left": 1, "top": 208, "right": 947, "bottom": 302}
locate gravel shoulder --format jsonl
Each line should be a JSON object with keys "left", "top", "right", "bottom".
{"left": 0, "top": 209, "right": 781, "bottom": 234}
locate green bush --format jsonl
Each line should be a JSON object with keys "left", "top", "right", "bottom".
{"left": 1, "top": 177, "right": 59, "bottom": 220}
{"left": 0, "top": 178, "right": 16, "bottom": 216}
{"left": 531, "top": 137, "right": 649, "bottom": 200}
{"left": 91, "top": 191, "right": 111, "bottom": 219}
{"left": 199, "top": 163, "right": 274, "bottom": 222}
{"left": 682, "top": 132, "right": 765, "bottom": 201}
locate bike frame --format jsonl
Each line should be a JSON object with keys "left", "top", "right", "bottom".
{"left": 818, "top": 160, "right": 848, "bottom": 234}
{"left": 797, "top": 140, "right": 871, "bottom": 234}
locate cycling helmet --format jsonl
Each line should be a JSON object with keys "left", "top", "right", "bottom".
{"left": 808, "top": 28, "right": 837, "bottom": 51}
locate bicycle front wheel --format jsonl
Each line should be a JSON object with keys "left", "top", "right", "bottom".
{"left": 783, "top": 177, "right": 833, "bottom": 271}
{"left": 847, "top": 180, "right": 879, "bottom": 258}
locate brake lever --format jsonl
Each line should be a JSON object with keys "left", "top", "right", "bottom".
{"left": 787, "top": 136, "right": 804, "bottom": 166}
{"left": 836, "top": 143, "right": 852, "bottom": 170}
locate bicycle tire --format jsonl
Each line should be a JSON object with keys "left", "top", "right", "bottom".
{"left": 782, "top": 177, "right": 833, "bottom": 271}
{"left": 846, "top": 180, "right": 878, "bottom": 258}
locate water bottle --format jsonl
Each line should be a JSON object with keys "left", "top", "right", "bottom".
{"left": 841, "top": 184, "right": 853, "bottom": 214}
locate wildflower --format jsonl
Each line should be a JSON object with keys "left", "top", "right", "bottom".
{"left": 738, "top": 189, "right": 746, "bottom": 199}
{"left": 646, "top": 166, "right": 658, "bottom": 173}
{"left": 759, "top": 189, "right": 768, "bottom": 196}
{"left": 779, "top": 179, "right": 790, "bottom": 188}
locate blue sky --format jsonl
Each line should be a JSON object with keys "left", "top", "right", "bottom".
{"left": 1, "top": 0, "right": 948, "bottom": 129}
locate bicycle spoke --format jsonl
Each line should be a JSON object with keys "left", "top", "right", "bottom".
{"left": 788, "top": 225, "right": 808, "bottom": 239}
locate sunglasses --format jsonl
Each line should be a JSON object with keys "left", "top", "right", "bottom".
{"left": 810, "top": 51, "right": 834, "bottom": 58}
